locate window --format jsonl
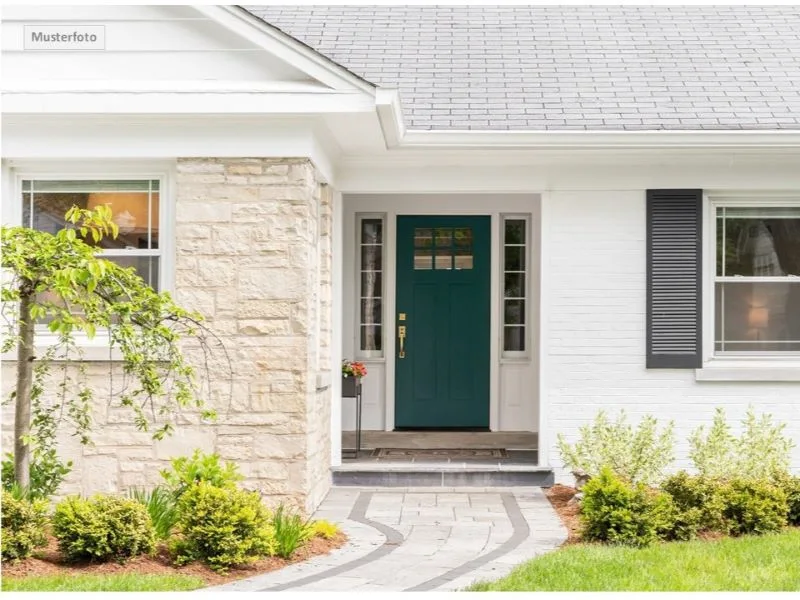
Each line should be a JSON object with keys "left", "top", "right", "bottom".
{"left": 358, "top": 216, "right": 383, "bottom": 356}
{"left": 414, "top": 227, "right": 473, "bottom": 270}
{"left": 22, "top": 179, "right": 162, "bottom": 291}
{"left": 715, "top": 204, "right": 800, "bottom": 354}
{"left": 503, "top": 217, "right": 528, "bottom": 354}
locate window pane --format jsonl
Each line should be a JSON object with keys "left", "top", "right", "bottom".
{"left": 360, "top": 325, "right": 382, "bottom": 351}
{"left": 361, "top": 245, "right": 382, "bottom": 270}
{"left": 435, "top": 228, "right": 452, "bottom": 247}
{"left": 717, "top": 207, "right": 800, "bottom": 276}
{"left": 715, "top": 281, "right": 800, "bottom": 352}
{"left": 504, "top": 273, "right": 525, "bottom": 298}
{"left": 361, "top": 219, "right": 383, "bottom": 244}
{"left": 414, "top": 248, "right": 433, "bottom": 270}
{"left": 414, "top": 228, "right": 433, "bottom": 248}
{"left": 22, "top": 180, "right": 160, "bottom": 251}
{"left": 361, "top": 271, "right": 382, "bottom": 293}
{"left": 109, "top": 256, "right": 160, "bottom": 290}
{"left": 435, "top": 249, "right": 453, "bottom": 270}
{"left": 504, "top": 299, "right": 525, "bottom": 325}
{"left": 360, "top": 298, "right": 382, "bottom": 325}
{"left": 505, "top": 220, "right": 526, "bottom": 245}
{"left": 504, "top": 326, "right": 525, "bottom": 351}
{"left": 504, "top": 246, "right": 526, "bottom": 271}
{"left": 454, "top": 228, "right": 472, "bottom": 247}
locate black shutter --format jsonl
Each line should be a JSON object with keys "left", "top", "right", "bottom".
{"left": 646, "top": 189, "right": 703, "bottom": 368}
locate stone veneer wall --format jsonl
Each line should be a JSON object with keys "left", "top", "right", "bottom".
{"left": 1, "top": 157, "right": 333, "bottom": 513}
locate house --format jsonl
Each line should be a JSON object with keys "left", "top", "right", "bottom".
{"left": 2, "top": 5, "right": 799, "bottom": 513}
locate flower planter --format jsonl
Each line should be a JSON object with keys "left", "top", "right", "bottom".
{"left": 342, "top": 375, "right": 360, "bottom": 398}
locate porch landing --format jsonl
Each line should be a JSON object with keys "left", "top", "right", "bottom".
{"left": 335, "top": 431, "right": 551, "bottom": 487}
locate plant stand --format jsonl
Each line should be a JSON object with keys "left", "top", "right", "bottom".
{"left": 342, "top": 376, "right": 362, "bottom": 458}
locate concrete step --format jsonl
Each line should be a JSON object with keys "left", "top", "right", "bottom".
{"left": 332, "top": 464, "right": 554, "bottom": 487}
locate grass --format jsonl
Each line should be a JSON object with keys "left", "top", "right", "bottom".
{"left": 469, "top": 529, "right": 800, "bottom": 592}
{"left": 1, "top": 573, "right": 205, "bottom": 592}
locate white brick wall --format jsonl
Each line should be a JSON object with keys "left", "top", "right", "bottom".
{"left": 545, "top": 190, "right": 800, "bottom": 482}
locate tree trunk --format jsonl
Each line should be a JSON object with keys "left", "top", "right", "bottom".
{"left": 14, "top": 290, "right": 34, "bottom": 490}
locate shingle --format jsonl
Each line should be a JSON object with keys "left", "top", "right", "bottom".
{"left": 242, "top": 5, "right": 800, "bottom": 131}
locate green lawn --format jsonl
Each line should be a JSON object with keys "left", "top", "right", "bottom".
{"left": 1, "top": 573, "right": 205, "bottom": 592}
{"left": 469, "top": 529, "right": 800, "bottom": 592}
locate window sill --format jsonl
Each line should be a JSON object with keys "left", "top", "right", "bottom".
{"left": 695, "top": 358, "right": 800, "bottom": 382}
{"left": 1, "top": 335, "right": 124, "bottom": 362}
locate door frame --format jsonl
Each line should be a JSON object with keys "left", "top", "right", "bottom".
{"left": 343, "top": 193, "right": 540, "bottom": 436}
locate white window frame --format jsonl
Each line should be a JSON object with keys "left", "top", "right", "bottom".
{"left": 501, "top": 213, "right": 531, "bottom": 360}
{"left": 2, "top": 161, "right": 175, "bottom": 360}
{"left": 355, "top": 213, "right": 385, "bottom": 360}
{"left": 697, "top": 192, "right": 800, "bottom": 381}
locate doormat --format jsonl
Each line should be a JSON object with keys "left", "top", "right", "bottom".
{"left": 372, "top": 448, "right": 508, "bottom": 459}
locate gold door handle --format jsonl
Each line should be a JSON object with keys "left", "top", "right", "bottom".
{"left": 398, "top": 325, "right": 407, "bottom": 358}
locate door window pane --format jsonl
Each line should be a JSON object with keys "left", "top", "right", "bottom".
{"left": 414, "top": 247, "right": 433, "bottom": 270}
{"left": 435, "top": 248, "right": 453, "bottom": 270}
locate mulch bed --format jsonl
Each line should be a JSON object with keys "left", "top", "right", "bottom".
{"left": 2, "top": 532, "right": 348, "bottom": 587}
{"left": 545, "top": 484, "right": 583, "bottom": 544}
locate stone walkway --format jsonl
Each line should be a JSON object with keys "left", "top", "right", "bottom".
{"left": 205, "top": 486, "right": 567, "bottom": 592}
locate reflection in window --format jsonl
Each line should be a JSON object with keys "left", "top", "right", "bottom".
{"left": 359, "top": 218, "right": 383, "bottom": 354}
{"left": 415, "top": 227, "right": 472, "bottom": 271}
{"left": 21, "top": 179, "right": 161, "bottom": 289}
{"left": 503, "top": 218, "right": 527, "bottom": 353}
{"left": 715, "top": 206, "right": 800, "bottom": 353}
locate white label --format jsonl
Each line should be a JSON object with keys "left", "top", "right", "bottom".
{"left": 24, "top": 25, "right": 105, "bottom": 51}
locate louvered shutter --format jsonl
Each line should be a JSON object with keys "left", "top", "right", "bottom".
{"left": 646, "top": 189, "right": 703, "bottom": 368}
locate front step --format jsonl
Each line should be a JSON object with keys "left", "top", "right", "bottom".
{"left": 332, "top": 464, "right": 554, "bottom": 487}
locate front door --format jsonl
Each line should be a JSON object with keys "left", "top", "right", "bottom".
{"left": 395, "top": 216, "right": 491, "bottom": 429}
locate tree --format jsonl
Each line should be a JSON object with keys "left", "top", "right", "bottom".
{"left": 1, "top": 206, "right": 224, "bottom": 491}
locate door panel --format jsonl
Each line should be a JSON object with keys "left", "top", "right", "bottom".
{"left": 395, "top": 216, "right": 491, "bottom": 429}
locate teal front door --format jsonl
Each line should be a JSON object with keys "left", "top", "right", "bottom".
{"left": 395, "top": 216, "right": 491, "bottom": 429}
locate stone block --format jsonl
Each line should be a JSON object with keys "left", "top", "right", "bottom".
{"left": 176, "top": 202, "right": 231, "bottom": 223}
{"left": 253, "top": 433, "right": 305, "bottom": 460}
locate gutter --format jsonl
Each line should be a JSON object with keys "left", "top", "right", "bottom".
{"left": 375, "top": 88, "right": 800, "bottom": 150}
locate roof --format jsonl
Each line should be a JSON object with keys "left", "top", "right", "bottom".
{"left": 242, "top": 5, "right": 800, "bottom": 132}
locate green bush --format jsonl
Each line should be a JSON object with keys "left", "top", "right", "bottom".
{"left": 720, "top": 479, "right": 788, "bottom": 536}
{"left": 160, "top": 450, "right": 242, "bottom": 498}
{"left": 557, "top": 410, "right": 675, "bottom": 485}
{"left": 53, "top": 495, "right": 156, "bottom": 563}
{"left": 662, "top": 471, "right": 727, "bottom": 533}
{"left": 689, "top": 407, "right": 795, "bottom": 481}
{"left": 580, "top": 467, "right": 676, "bottom": 547}
{"left": 171, "top": 482, "right": 275, "bottom": 572}
{"left": 129, "top": 486, "right": 178, "bottom": 540}
{"left": 1, "top": 491, "right": 49, "bottom": 561}
{"left": 2, "top": 450, "right": 72, "bottom": 501}
{"left": 272, "top": 504, "right": 313, "bottom": 558}
{"left": 776, "top": 475, "right": 800, "bottom": 527}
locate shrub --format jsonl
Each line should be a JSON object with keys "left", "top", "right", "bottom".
{"left": 662, "top": 471, "right": 727, "bottom": 533}
{"left": 689, "top": 407, "right": 795, "bottom": 480}
{"left": 160, "top": 450, "right": 242, "bottom": 499}
{"left": 171, "top": 482, "right": 275, "bottom": 572}
{"left": 557, "top": 410, "right": 675, "bottom": 485}
{"left": 580, "top": 467, "right": 676, "bottom": 547}
{"left": 129, "top": 486, "right": 178, "bottom": 540}
{"left": 1, "top": 491, "right": 49, "bottom": 561}
{"left": 2, "top": 450, "right": 72, "bottom": 501}
{"left": 720, "top": 479, "right": 788, "bottom": 536}
{"left": 272, "top": 505, "right": 314, "bottom": 558}
{"left": 53, "top": 495, "right": 156, "bottom": 563}
{"left": 310, "top": 519, "right": 340, "bottom": 540}
{"left": 776, "top": 475, "right": 800, "bottom": 527}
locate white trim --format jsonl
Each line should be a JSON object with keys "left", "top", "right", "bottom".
{"left": 375, "top": 88, "right": 404, "bottom": 149}
{"left": 537, "top": 192, "right": 551, "bottom": 468}
{"left": 489, "top": 213, "right": 500, "bottom": 431}
{"left": 330, "top": 189, "right": 344, "bottom": 467}
{"left": 194, "top": 6, "right": 375, "bottom": 94}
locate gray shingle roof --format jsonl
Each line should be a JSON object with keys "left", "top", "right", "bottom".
{"left": 243, "top": 5, "right": 800, "bottom": 131}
